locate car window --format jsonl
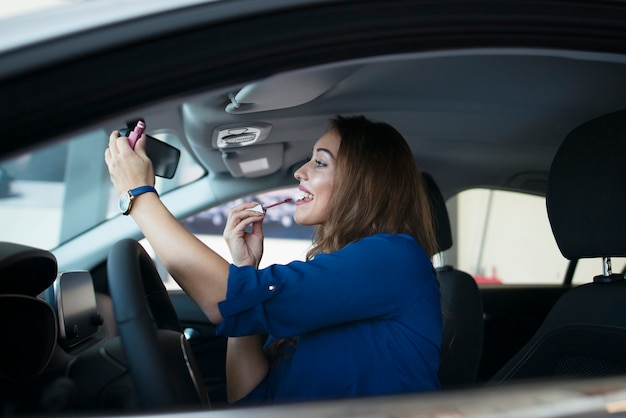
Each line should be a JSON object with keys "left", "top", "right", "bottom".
{"left": 142, "top": 187, "right": 315, "bottom": 290}
{"left": 447, "top": 188, "right": 567, "bottom": 284}
{"left": 447, "top": 188, "right": 626, "bottom": 285}
{"left": 0, "top": 129, "right": 205, "bottom": 250}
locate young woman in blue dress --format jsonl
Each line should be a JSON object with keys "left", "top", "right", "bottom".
{"left": 105, "top": 115, "right": 441, "bottom": 404}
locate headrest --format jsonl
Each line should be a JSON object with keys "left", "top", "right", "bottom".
{"left": 423, "top": 172, "right": 453, "bottom": 253}
{"left": 547, "top": 109, "right": 626, "bottom": 260}
{"left": 0, "top": 242, "right": 57, "bottom": 296}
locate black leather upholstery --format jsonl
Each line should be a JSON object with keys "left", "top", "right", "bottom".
{"left": 423, "top": 173, "right": 484, "bottom": 389}
{"left": 491, "top": 109, "right": 626, "bottom": 384}
{"left": 0, "top": 242, "right": 57, "bottom": 296}
{"left": 0, "top": 295, "right": 57, "bottom": 385}
{"left": 0, "top": 243, "right": 58, "bottom": 389}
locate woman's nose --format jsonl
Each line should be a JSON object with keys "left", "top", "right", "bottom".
{"left": 294, "top": 162, "right": 307, "bottom": 181}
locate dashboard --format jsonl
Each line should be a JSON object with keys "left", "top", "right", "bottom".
{"left": 0, "top": 241, "right": 125, "bottom": 413}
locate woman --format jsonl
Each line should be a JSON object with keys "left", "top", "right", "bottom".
{"left": 105, "top": 115, "right": 442, "bottom": 404}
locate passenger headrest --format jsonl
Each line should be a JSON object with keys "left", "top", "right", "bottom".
{"left": 423, "top": 172, "right": 453, "bottom": 253}
{"left": 547, "top": 109, "right": 626, "bottom": 260}
{"left": 0, "top": 242, "right": 57, "bottom": 296}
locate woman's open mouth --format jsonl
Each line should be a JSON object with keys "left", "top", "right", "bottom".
{"left": 296, "top": 188, "right": 314, "bottom": 204}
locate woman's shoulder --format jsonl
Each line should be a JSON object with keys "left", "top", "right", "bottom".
{"left": 353, "top": 232, "right": 421, "bottom": 249}
{"left": 344, "top": 233, "right": 435, "bottom": 283}
{"left": 343, "top": 233, "right": 429, "bottom": 260}
{"left": 301, "top": 233, "right": 435, "bottom": 292}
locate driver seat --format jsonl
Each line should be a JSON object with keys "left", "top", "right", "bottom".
{"left": 491, "top": 109, "right": 626, "bottom": 384}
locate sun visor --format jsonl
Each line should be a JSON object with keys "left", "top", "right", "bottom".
{"left": 221, "top": 143, "right": 284, "bottom": 178}
{"left": 0, "top": 242, "right": 57, "bottom": 296}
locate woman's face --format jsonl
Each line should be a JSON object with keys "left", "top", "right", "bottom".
{"left": 293, "top": 129, "right": 341, "bottom": 226}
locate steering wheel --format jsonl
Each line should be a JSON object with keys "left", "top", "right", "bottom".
{"left": 107, "top": 238, "right": 210, "bottom": 409}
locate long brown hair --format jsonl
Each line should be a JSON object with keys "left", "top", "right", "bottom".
{"left": 307, "top": 115, "right": 438, "bottom": 259}
{"left": 267, "top": 116, "right": 438, "bottom": 361}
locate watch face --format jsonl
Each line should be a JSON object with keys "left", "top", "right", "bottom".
{"left": 119, "top": 191, "right": 131, "bottom": 214}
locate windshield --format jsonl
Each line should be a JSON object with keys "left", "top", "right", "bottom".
{"left": 0, "top": 129, "right": 205, "bottom": 250}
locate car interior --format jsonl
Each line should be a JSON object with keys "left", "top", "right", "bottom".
{"left": 490, "top": 109, "right": 626, "bottom": 385}
{"left": 2, "top": 1, "right": 626, "bottom": 416}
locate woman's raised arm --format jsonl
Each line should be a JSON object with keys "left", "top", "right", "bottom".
{"left": 105, "top": 131, "right": 230, "bottom": 323}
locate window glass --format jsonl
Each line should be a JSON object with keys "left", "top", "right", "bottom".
{"left": 448, "top": 188, "right": 568, "bottom": 284}
{"left": 142, "top": 188, "right": 315, "bottom": 290}
{"left": 0, "top": 129, "right": 205, "bottom": 250}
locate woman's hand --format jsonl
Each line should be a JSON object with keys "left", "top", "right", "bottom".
{"left": 224, "top": 202, "right": 266, "bottom": 267}
{"left": 104, "top": 130, "right": 155, "bottom": 194}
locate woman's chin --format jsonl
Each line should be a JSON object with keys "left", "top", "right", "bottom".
{"left": 293, "top": 211, "right": 313, "bottom": 227}
{"left": 293, "top": 214, "right": 309, "bottom": 226}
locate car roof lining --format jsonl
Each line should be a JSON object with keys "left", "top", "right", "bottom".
{"left": 180, "top": 47, "right": 626, "bottom": 197}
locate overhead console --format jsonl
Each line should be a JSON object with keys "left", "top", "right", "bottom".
{"left": 212, "top": 122, "right": 282, "bottom": 178}
{"left": 181, "top": 106, "right": 326, "bottom": 179}
{"left": 181, "top": 64, "right": 360, "bottom": 179}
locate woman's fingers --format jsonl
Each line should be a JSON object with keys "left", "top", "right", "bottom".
{"left": 108, "top": 130, "right": 123, "bottom": 153}
{"left": 225, "top": 204, "right": 264, "bottom": 235}
{"left": 104, "top": 130, "right": 156, "bottom": 194}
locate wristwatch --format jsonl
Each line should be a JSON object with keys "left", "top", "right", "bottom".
{"left": 119, "top": 186, "right": 158, "bottom": 215}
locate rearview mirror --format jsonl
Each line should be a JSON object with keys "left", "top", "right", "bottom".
{"left": 118, "top": 128, "right": 181, "bottom": 179}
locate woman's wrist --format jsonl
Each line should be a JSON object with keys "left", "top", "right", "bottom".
{"left": 127, "top": 191, "right": 162, "bottom": 218}
{"left": 232, "top": 256, "right": 261, "bottom": 268}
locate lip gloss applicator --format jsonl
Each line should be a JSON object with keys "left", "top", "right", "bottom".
{"left": 250, "top": 198, "right": 293, "bottom": 214}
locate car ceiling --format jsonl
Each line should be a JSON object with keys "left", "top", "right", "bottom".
{"left": 180, "top": 49, "right": 626, "bottom": 197}
{"left": 2, "top": 0, "right": 626, "bottom": 201}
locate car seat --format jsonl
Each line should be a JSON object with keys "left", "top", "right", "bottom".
{"left": 422, "top": 173, "right": 484, "bottom": 389}
{"left": 490, "top": 108, "right": 626, "bottom": 384}
{"left": 0, "top": 242, "right": 59, "bottom": 410}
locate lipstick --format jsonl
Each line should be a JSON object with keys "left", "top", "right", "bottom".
{"left": 128, "top": 120, "right": 145, "bottom": 149}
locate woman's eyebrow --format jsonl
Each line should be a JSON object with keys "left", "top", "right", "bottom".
{"left": 315, "top": 147, "right": 335, "bottom": 159}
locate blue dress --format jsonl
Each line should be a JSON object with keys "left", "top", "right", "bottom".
{"left": 216, "top": 233, "right": 442, "bottom": 403}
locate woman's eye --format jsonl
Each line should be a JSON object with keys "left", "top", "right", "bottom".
{"left": 314, "top": 159, "right": 327, "bottom": 168}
